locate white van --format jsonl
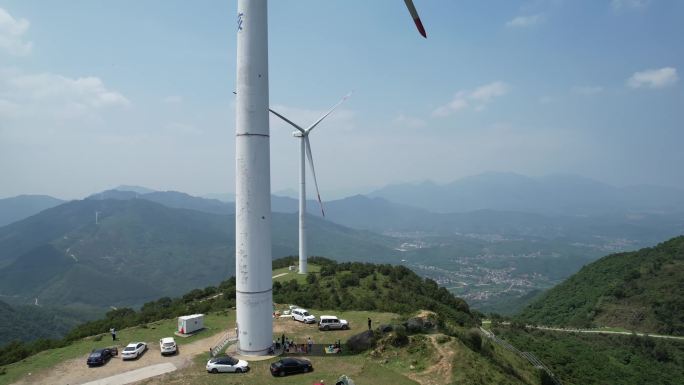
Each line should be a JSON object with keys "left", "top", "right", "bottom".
{"left": 318, "top": 315, "right": 349, "bottom": 330}
{"left": 291, "top": 308, "right": 316, "bottom": 324}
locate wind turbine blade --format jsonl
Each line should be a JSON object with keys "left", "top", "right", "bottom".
{"left": 269, "top": 108, "right": 306, "bottom": 133}
{"left": 305, "top": 92, "right": 353, "bottom": 133}
{"left": 304, "top": 136, "right": 325, "bottom": 217}
{"left": 404, "top": 0, "right": 427, "bottom": 38}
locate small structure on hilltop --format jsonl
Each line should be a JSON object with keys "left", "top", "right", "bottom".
{"left": 177, "top": 314, "right": 204, "bottom": 336}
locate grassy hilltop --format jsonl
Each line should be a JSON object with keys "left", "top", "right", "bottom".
{"left": 1, "top": 258, "right": 547, "bottom": 385}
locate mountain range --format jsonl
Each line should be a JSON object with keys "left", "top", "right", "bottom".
{"left": 0, "top": 195, "right": 64, "bottom": 227}
{"left": 0, "top": 198, "right": 399, "bottom": 310}
{"left": 369, "top": 172, "right": 684, "bottom": 215}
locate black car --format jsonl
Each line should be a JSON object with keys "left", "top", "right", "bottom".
{"left": 86, "top": 347, "right": 117, "bottom": 367}
{"left": 269, "top": 357, "right": 313, "bottom": 377}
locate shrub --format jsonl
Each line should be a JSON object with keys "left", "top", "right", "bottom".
{"left": 436, "top": 335, "right": 451, "bottom": 344}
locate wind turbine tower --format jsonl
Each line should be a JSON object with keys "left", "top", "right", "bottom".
{"left": 269, "top": 93, "right": 351, "bottom": 274}
{"left": 234, "top": 0, "right": 273, "bottom": 356}
{"left": 232, "top": 0, "right": 426, "bottom": 356}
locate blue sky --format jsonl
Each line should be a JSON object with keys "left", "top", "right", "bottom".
{"left": 1, "top": 0, "right": 682, "bottom": 199}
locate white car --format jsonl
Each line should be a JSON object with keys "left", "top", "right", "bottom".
{"left": 206, "top": 356, "right": 250, "bottom": 373}
{"left": 291, "top": 308, "right": 316, "bottom": 324}
{"left": 159, "top": 337, "right": 177, "bottom": 355}
{"left": 319, "top": 315, "right": 349, "bottom": 330}
{"left": 121, "top": 342, "right": 147, "bottom": 360}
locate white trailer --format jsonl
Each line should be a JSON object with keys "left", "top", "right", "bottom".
{"left": 178, "top": 314, "right": 204, "bottom": 335}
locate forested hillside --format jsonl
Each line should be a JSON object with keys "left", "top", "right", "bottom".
{"left": 519, "top": 236, "right": 684, "bottom": 334}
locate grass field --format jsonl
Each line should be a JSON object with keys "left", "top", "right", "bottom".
{"left": 0, "top": 312, "right": 233, "bottom": 385}
{"left": 272, "top": 264, "right": 321, "bottom": 284}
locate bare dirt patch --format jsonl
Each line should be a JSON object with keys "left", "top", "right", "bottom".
{"left": 407, "top": 335, "right": 454, "bottom": 385}
{"left": 11, "top": 334, "right": 222, "bottom": 385}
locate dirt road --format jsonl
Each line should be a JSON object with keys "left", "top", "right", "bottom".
{"left": 12, "top": 334, "right": 220, "bottom": 385}
{"left": 407, "top": 335, "right": 454, "bottom": 385}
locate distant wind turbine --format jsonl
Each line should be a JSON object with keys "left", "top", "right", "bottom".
{"left": 269, "top": 93, "right": 351, "bottom": 274}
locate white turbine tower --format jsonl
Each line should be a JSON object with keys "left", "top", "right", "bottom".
{"left": 269, "top": 93, "right": 351, "bottom": 275}
{"left": 233, "top": 0, "right": 426, "bottom": 356}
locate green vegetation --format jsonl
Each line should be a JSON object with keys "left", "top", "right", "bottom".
{"left": 0, "top": 300, "right": 93, "bottom": 347}
{"left": 496, "top": 327, "right": 684, "bottom": 385}
{"left": 0, "top": 313, "right": 231, "bottom": 385}
{"left": 0, "top": 257, "right": 558, "bottom": 385}
{"left": 0, "top": 198, "right": 401, "bottom": 317}
{"left": 272, "top": 257, "right": 473, "bottom": 326}
{"left": 519, "top": 236, "right": 684, "bottom": 334}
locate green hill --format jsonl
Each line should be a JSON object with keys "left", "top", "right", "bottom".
{"left": 519, "top": 236, "right": 684, "bottom": 334}
{"left": 0, "top": 195, "right": 64, "bottom": 228}
{"left": 0, "top": 259, "right": 547, "bottom": 385}
{"left": 0, "top": 199, "right": 400, "bottom": 311}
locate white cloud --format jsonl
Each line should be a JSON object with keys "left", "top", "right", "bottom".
{"left": 627, "top": 67, "right": 678, "bottom": 89}
{"left": 0, "top": 7, "right": 33, "bottom": 56}
{"left": 433, "top": 82, "right": 509, "bottom": 117}
{"left": 572, "top": 85, "right": 604, "bottom": 95}
{"left": 506, "top": 14, "right": 545, "bottom": 28}
{"left": 611, "top": 0, "right": 651, "bottom": 10}
{"left": 394, "top": 113, "right": 426, "bottom": 128}
{"left": 0, "top": 68, "right": 130, "bottom": 120}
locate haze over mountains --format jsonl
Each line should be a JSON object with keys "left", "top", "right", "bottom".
{"left": 0, "top": 195, "right": 64, "bottom": 227}
{"left": 369, "top": 172, "right": 684, "bottom": 215}
{"left": 1, "top": 172, "right": 682, "bottom": 320}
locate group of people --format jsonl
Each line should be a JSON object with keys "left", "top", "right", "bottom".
{"left": 275, "top": 334, "right": 315, "bottom": 354}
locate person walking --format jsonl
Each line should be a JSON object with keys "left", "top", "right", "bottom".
{"left": 281, "top": 333, "right": 285, "bottom": 348}
{"left": 367, "top": 317, "right": 372, "bottom": 330}
{"left": 110, "top": 328, "right": 116, "bottom": 341}
{"left": 307, "top": 336, "right": 313, "bottom": 354}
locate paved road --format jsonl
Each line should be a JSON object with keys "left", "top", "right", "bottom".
{"left": 482, "top": 320, "right": 684, "bottom": 341}
{"left": 532, "top": 326, "right": 684, "bottom": 341}
{"left": 79, "top": 363, "right": 177, "bottom": 385}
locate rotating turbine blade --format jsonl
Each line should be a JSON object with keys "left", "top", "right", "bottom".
{"left": 404, "top": 0, "right": 427, "bottom": 38}
{"left": 305, "top": 91, "right": 353, "bottom": 133}
{"left": 269, "top": 108, "right": 305, "bottom": 133}
{"left": 304, "top": 136, "right": 325, "bottom": 217}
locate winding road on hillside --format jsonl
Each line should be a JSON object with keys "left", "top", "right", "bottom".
{"left": 482, "top": 320, "right": 684, "bottom": 341}
{"left": 530, "top": 325, "right": 684, "bottom": 340}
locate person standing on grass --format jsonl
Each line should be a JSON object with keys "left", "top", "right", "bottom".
{"left": 110, "top": 328, "right": 115, "bottom": 341}
{"left": 368, "top": 317, "right": 372, "bottom": 330}
{"left": 307, "top": 336, "right": 313, "bottom": 353}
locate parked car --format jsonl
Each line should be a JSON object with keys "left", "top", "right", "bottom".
{"left": 269, "top": 357, "right": 313, "bottom": 377}
{"left": 121, "top": 342, "right": 147, "bottom": 360}
{"left": 206, "top": 356, "right": 249, "bottom": 373}
{"left": 318, "top": 315, "right": 349, "bottom": 331}
{"left": 159, "top": 337, "right": 177, "bottom": 355}
{"left": 291, "top": 308, "right": 316, "bottom": 324}
{"left": 86, "top": 347, "right": 117, "bottom": 367}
